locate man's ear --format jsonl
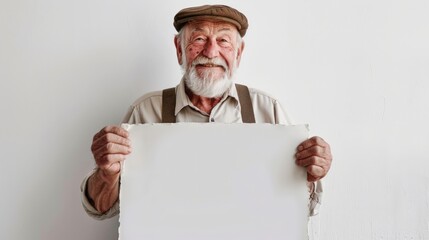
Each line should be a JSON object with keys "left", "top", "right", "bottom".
{"left": 236, "top": 40, "right": 245, "bottom": 67}
{"left": 174, "top": 36, "right": 183, "bottom": 65}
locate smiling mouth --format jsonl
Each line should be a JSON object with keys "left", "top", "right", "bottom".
{"left": 197, "top": 64, "right": 224, "bottom": 69}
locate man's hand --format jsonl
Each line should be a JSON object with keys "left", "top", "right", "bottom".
{"left": 91, "top": 126, "right": 132, "bottom": 176}
{"left": 295, "top": 136, "right": 332, "bottom": 182}
{"left": 87, "top": 126, "right": 132, "bottom": 213}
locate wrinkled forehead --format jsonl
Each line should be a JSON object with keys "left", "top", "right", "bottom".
{"left": 184, "top": 20, "right": 240, "bottom": 37}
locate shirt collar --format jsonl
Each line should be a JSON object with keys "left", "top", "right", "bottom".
{"left": 174, "top": 77, "right": 240, "bottom": 116}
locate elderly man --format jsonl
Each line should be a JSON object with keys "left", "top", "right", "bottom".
{"left": 81, "top": 5, "right": 332, "bottom": 220}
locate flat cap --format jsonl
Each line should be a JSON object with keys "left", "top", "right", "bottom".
{"left": 174, "top": 5, "right": 248, "bottom": 37}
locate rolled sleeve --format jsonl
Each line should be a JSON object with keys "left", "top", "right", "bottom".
{"left": 308, "top": 180, "right": 323, "bottom": 216}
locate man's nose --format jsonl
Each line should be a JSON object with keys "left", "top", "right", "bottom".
{"left": 202, "top": 39, "right": 220, "bottom": 59}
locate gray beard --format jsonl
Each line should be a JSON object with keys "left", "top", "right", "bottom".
{"left": 184, "top": 66, "right": 233, "bottom": 98}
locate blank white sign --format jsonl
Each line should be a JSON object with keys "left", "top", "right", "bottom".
{"left": 119, "top": 123, "right": 309, "bottom": 240}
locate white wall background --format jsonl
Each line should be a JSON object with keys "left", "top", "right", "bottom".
{"left": 1, "top": 0, "right": 428, "bottom": 239}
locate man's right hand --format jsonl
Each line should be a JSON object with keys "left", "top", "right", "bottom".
{"left": 87, "top": 126, "right": 132, "bottom": 213}
{"left": 91, "top": 126, "right": 132, "bottom": 176}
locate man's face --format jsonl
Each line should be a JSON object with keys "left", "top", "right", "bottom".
{"left": 175, "top": 20, "right": 244, "bottom": 97}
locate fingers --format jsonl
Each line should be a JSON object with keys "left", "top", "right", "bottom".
{"left": 91, "top": 126, "right": 132, "bottom": 175}
{"left": 93, "top": 126, "right": 129, "bottom": 141}
{"left": 297, "top": 156, "right": 330, "bottom": 181}
{"left": 296, "top": 156, "right": 330, "bottom": 168}
{"left": 296, "top": 136, "right": 333, "bottom": 182}
{"left": 295, "top": 145, "right": 329, "bottom": 160}
{"left": 297, "top": 136, "right": 329, "bottom": 151}
{"left": 92, "top": 132, "right": 131, "bottom": 157}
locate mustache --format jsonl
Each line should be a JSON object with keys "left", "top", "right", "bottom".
{"left": 191, "top": 56, "right": 228, "bottom": 70}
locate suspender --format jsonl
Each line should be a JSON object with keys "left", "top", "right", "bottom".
{"left": 161, "top": 87, "right": 177, "bottom": 123}
{"left": 162, "top": 84, "right": 256, "bottom": 123}
{"left": 235, "top": 84, "right": 256, "bottom": 123}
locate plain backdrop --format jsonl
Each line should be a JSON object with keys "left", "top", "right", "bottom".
{"left": 1, "top": 0, "right": 428, "bottom": 239}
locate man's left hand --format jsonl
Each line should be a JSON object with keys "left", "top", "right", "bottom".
{"left": 295, "top": 136, "right": 332, "bottom": 182}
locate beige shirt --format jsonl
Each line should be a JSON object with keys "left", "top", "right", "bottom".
{"left": 81, "top": 80, "right": 322, "bottom": 220}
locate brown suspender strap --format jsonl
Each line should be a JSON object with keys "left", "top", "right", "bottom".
{"left": 235, "top": 84, "right": 256, "bottom": 123}
{"left": 161, "top": 84, "right": 256, "bottom": 123}
{"left": 162, "top": 87, "right": 177, "bottom": 123}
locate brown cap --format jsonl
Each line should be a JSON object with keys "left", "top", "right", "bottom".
{"left": 174, "top": 5, "right": 248, "bottom": 37}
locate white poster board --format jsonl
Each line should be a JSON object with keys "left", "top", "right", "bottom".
{"left": 119, "top": 123, "right": 309, "bottom": 240}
